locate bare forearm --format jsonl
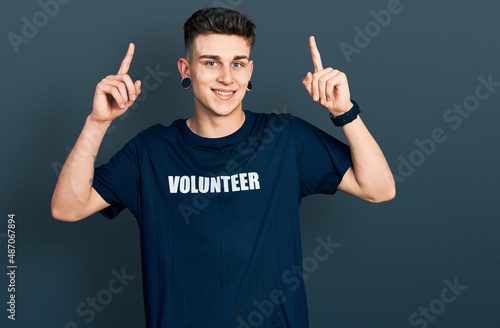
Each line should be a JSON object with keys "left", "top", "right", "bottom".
{"left": 51, "top": 115, "right": 111, "bottom": 220}
{"left": 300, "top": 36, "right": 395, "bottom": 201}
{"left": 342, "top": 116, "right": 395, "bottom": 200}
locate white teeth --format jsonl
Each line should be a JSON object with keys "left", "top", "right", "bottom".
{"left": 214, "top": 90, "right": 235, "bottom": 96}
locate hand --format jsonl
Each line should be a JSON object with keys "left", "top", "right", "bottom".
{"left": 302, "top": 36, "right": 352, "bottom": 116}
{"left": 90, "top": 43, "right": 142, "bottom": 123}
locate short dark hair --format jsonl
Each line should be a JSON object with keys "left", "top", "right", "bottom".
{"left": 183, "top": 7, "right": 256, "bottom": 62}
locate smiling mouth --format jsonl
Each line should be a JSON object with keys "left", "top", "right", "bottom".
{"left": 212, "top": 89, "right": 236, "bottom": 96}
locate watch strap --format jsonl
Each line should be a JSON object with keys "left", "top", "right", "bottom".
{"left": 330, "top": 99, "right": 360, "bottom": 127}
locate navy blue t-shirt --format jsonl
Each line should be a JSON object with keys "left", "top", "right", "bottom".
{"left": 92, "top": 110, "right": 352, "bottom": 328}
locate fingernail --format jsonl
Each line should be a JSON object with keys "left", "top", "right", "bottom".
{"left": 327, "top": 97, "right": 331, "bottom": 101}
{"left": 121, "top": 103, "right": 125, "bottom": 108}
{"left": 131, "top": 95, "right": 136, "bottom": 100}
{"left": 314, "top": 95, "right": 319, "bottom": 101}
{"left": 320, "top": 99, "right": 325, "bottom": 105}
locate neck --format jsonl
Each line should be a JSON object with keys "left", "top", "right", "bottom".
{"left": 187, "top": 109, "right": 246, "bottom": 138}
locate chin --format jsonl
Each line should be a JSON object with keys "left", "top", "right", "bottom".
{"left": 210, "top": 105, "right": 241, "bottom": 117}
{"left": 205, "top": 100, "right": 244, "bottom": 117}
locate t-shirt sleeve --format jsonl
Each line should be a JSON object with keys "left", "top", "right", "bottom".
{"left": 92, "top": 134, "right": 141, "bottom": 219}
{"left": 290, "top": 114, "right": 353, "bottom": 197}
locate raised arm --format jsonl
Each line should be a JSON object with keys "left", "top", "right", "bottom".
{"left": 51, "top": 43, "right": 142, "bottom": 221}
{"left": 302, "top": 36, "right": 395, "bottom": 203}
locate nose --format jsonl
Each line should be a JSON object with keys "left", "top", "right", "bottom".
{"left": 217, "top": 65, "right": 234, "bottom": 85}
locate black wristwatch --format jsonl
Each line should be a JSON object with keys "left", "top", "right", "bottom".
{"left": 330, "top": 99, "right": 360, "bottom": 127}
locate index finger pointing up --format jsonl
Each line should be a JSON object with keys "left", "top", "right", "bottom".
{"left": 117, "top": 43, "right": 135, "bottom": 75}
{"left": 309, "top": 36, "right": 323, "bottom": 72}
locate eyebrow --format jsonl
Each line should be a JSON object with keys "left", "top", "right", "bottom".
{"left": 198, "top": 55, "right": 249, "bottom": 61}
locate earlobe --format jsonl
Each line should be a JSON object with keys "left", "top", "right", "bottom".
{"left": 181, "top": 77, "right": 192, "bottom": 89}
{"left": 246, "top": 60, "right": 254, "bottom": 91}
{"left": 178, "top": 58, "right": 192, "bottom": 89}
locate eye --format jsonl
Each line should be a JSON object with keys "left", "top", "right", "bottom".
{"left": 233, "top": 62, "right": 244, "bottom": 68}
{"left": 206, "top": 61, "right": 218, "bottom": 67}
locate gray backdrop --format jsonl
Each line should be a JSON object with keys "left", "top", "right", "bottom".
{"left": 1, "top": 0, "right": 499, "bottom": 327}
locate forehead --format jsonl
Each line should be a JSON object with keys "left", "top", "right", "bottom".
{"left": 192, "top": 33, "right": 251, "bottom": 58}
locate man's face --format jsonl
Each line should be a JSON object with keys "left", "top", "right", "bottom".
{"left": 188, "top": 33, "right": 253, "bottom": 117}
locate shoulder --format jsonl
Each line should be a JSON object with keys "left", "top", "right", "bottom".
{"left": 135, "top": 122, "right": 181, "bottom": 141}
{"left": 244, "top": 110, "right": 328, "bottom": 142}
{"left": 137, "top": 123, "right": 171, "bottom": 136}
{"left": 112, "top": 123, "right": 181, "bottom": 153}
{"left": 245, "top": 109, "right": 298, "bottom": 131}
{"left": 246, "top": 109, "right": 295, "bottom": 120}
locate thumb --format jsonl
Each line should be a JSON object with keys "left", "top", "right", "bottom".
{"left": 134, "top": 80, "right": 142, "bottom": 94}
{"left": 302, "top": 72, "right": 313, "bottom": 95}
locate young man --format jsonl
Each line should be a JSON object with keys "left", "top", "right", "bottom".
{"left": 51, "top": 7, "right": 395, "bottom": 328}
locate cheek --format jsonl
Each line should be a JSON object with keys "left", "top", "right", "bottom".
{"left": 239, "top": 70, "right": 251, "bottom": 82}
{"left": 192, "top": 72, "right": 213, "bottom": 89}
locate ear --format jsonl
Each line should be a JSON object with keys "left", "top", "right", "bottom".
{"left": 178, "top": 58, "right": 190, "bottom": 78}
